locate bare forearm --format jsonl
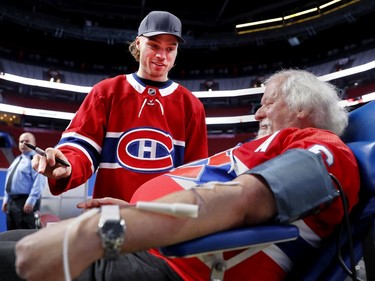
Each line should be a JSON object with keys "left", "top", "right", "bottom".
{"left": 80, "top": 174, "right": 276, "bottom": 256}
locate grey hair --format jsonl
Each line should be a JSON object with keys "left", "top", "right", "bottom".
{"left": 264, "top": 69, "right": 348, "bottom": 136}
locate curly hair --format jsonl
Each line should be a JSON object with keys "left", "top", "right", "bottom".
{"left": 128, "top": 40, "right": 140, "bottom": 62}
{"left": 264, "top": 69, "right": 348, "bottom": 136}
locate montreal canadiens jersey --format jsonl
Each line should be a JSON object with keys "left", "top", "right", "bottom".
{"left": 48, "top": 73, "right": 208, "bottom": 201}
{"left": 131, "top": 127, "right": 360, "bottom": 281}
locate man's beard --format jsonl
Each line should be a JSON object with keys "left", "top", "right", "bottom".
{"left": 256, "top": 120, "right": 272, "bottom": 139}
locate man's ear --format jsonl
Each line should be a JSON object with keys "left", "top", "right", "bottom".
{"left": 136, "top": 37, "right": 141, "bottom": 50}
{"left": 296, "top": 108, "right": 310, "bottom": 120}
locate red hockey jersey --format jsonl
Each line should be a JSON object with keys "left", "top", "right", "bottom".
{"left": 131, "top": 127, "right": 360, "bottom": 281}
{"left": 48, "top": 73, "right": 208, "bottom": 201}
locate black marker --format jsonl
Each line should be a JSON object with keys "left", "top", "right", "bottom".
{"left": 25, "top": 143, "right": 70, "bottom": 167}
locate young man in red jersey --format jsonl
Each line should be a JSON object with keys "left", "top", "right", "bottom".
{"left": 32, "top": 11, "right": 208, "bottom": 202}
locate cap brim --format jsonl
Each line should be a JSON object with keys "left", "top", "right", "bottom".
{"left": 142, "top": 31, "right": 186, "bottom": 44}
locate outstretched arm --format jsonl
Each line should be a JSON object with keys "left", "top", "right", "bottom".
{"left": 15, "top": 173, "right": 276, "bottom": 281}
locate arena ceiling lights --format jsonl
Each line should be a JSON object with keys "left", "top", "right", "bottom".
{"left": 235, "top": 0, "right": 359, "bottom": 35}
{"left": 1, "top": 59, "right": 375, "bottom": 123}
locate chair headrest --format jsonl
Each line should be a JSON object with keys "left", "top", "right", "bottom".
{"left": 347, "top": 142, "right": 375, "bottom": 196}
{"left": 341, "top": 101, "right": 375, "bottom": 143}
{"left": 342, "top": 101, "right": 375, "bottom": 199}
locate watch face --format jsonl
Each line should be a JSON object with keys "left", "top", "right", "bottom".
{"left": 102, "top": 221, "right": 124, "bottom": 240}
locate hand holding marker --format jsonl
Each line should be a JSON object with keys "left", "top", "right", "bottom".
{"left": 25, "top": 143, "right": 70, "bottom": 167}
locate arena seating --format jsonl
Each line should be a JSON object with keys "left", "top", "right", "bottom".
{"left": 0, "top": 46, "right": 375, "bottom": 162}
{"left": 2, "top": 91, "right": 80, "bottom": 113}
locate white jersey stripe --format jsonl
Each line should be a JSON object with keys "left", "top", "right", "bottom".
{"left": 263, "top": 244, "right": 293, "bottom": 272}
{"left": 292, "top": 220, "right": 322, "bottom": 248}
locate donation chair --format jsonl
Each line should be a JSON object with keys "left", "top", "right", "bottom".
{"left": 160, "top": 101, "right": 375, "bottom": 281}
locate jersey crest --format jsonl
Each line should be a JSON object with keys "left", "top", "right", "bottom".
{"left": 117, "top": 127, "right": 174, "bottom": 172}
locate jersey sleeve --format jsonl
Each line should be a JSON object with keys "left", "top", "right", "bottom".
{"left": 48, "top": 78, "right": 111, "bottom": 195}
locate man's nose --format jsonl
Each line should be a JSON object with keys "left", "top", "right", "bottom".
{"left": 156, "top": 50, "right": 167, "bottom": 59}
{"left": 254, "top": 107, "right": 264, "bottom": 121}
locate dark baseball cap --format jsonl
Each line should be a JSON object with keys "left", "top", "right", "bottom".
{"left": 138, "top": 11, "right": 186, "bottom": 44}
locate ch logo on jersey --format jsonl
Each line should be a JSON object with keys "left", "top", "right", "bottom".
{"left": 117, "top": 128, "right": 174, "bottom": 173}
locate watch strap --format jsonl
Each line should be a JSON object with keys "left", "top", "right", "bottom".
{"left": 101, "top": 204, "right": 121, "bottom": 221}
{"left": 98, "top": 205, "right": 125, "bottom": 260}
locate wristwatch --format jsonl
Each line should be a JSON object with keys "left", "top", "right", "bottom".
{"left": 97, "top": 205, "right": 126, "bottom": 260}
